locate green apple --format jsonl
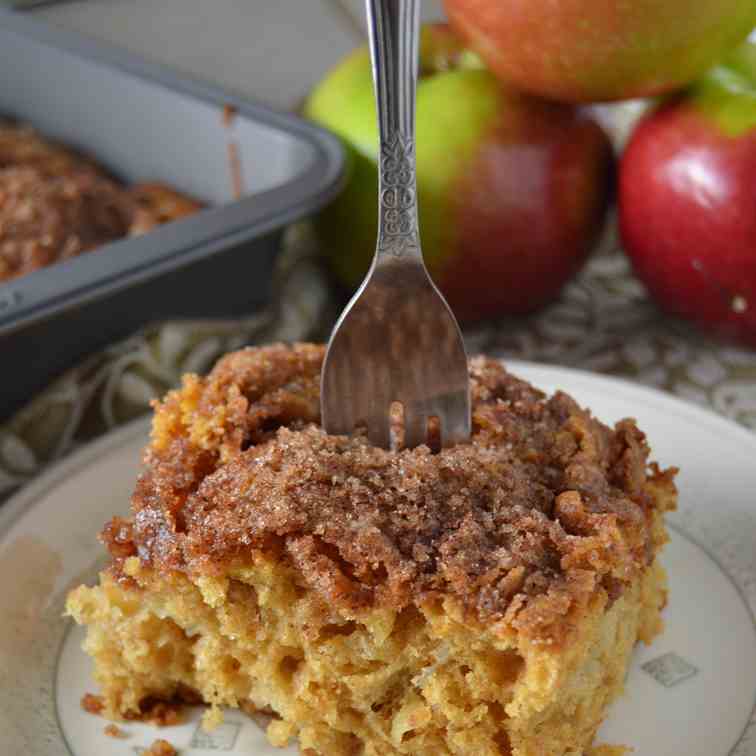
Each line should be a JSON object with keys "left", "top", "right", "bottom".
{"left": 304, "top": 24, "right": 614, "bottom": 323}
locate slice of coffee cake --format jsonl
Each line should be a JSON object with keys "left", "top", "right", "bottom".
{"left": 67, "top": 343, "right": 675, "bottom": 756}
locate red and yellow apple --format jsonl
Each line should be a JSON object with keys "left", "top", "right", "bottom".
{"left": 444, "top": 0, "right": 756, "bottom": 103}
{"left": 304, "top": 24, "right": 613, "bottom": 323}
{"left": 620, "top": 41, "right": 756, "bottom": 347}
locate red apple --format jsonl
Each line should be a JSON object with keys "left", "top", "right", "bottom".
{"left": 619, "top": 41, "right": 756, "bottom": 347}
{"left": 305, "top": 24, "right": 614, "bottom": 322}
{"left": 444, "top": 0, "right": 756, "bottom": 103}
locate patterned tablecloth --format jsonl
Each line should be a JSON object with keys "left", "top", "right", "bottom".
{"left": 1, "top": 219, "right": 755, "bottom": 499}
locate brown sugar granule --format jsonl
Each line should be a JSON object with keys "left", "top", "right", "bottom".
{"left": 81, "top": 693, "right": 104, "bottom": 715}
{"left": 143, "top": 739, "right": 177, "bottom": 756}
{"left": 103, "top": 723, "right": 126, "bottom": 738}
{"left": 104, "top": 343, "right": 676, "bottom": 643}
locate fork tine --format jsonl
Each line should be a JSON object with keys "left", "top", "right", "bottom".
{"left": 366, "top": 412, "right": 391, "bottom": 449}
{"left": 321, "top": 335, "right": 352, "bottom": 436}
{"left": 434, "top": 391, "right": 471, "bottom": 447}
{"left": 403, "top": 407, "right": 427, "bottom": 450}
{"left": 366, "top": 355, "right": 392, "bottom": 447}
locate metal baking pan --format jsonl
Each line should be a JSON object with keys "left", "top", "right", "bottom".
{"left": 0, "top": 8, "right": 344, "bottom": 420}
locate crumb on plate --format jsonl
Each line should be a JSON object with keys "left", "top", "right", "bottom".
{"left": 124, "top": 698, "right": 183, "bottom": 727}
{"left": 103, "top": 723, "right": 126, "bottom": 738}
{"left": 80, "top": 693, "right": 104, "bottom": 715}
{"left": 143, "top": 739, "right": 177, "bottom": 756}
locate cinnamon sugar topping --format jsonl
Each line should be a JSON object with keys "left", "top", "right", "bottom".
{"left": 104, "top": 344, "right": 676, "bottom": 641}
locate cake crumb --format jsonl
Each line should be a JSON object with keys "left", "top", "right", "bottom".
{"left": 103, "top": 723, "right": 125, "bottom": 738}
{"left": 124, "top": 698, "right": 183, "bottom": 726}
{"left": 267, "top": 718, "right": 296, "bottom": 747}
{"left": 143, "top": 739, "right": 177, "bottom": 756}
{"left": 240, "top": 700, "right": 278, "bottom": 730}
{"left": 123, "top": 555, "right": 141, "bottom": 576}
{"left": 81, "top": 693, "right": 104, "bottom": 715}
{"left": 201, "top": 705, "right": 224, "bottom": 732}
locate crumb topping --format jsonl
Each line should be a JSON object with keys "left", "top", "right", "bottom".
{"left": 0, "top": 166, "right": 131, "bottom": 281}
{"left": 104, "top": 343, "right": 676, "bottom": 641}
{"left": 0, "top": 122, "right": 102, "bottom": 177}
{"left": 0, "top": 121, "right": 202, "bottom": 282}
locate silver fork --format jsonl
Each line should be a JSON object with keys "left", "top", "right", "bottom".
{"left": 320, "top": 0, "right": 470, "bottom": 450}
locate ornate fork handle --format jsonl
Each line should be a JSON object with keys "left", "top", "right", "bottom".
{"left": 320, "top": 0, "right": 471, "bottom": 448}
{"left": 366, "top": 0, "right": 422, "bottom": 262}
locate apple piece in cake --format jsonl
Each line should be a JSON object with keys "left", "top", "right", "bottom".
{"left": 66, "top": 343, "right": 676, "bottom": 756}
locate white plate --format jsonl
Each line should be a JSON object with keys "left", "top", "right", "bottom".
{"left": 1, "top": 361, "right": 755, "bottom": 756}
